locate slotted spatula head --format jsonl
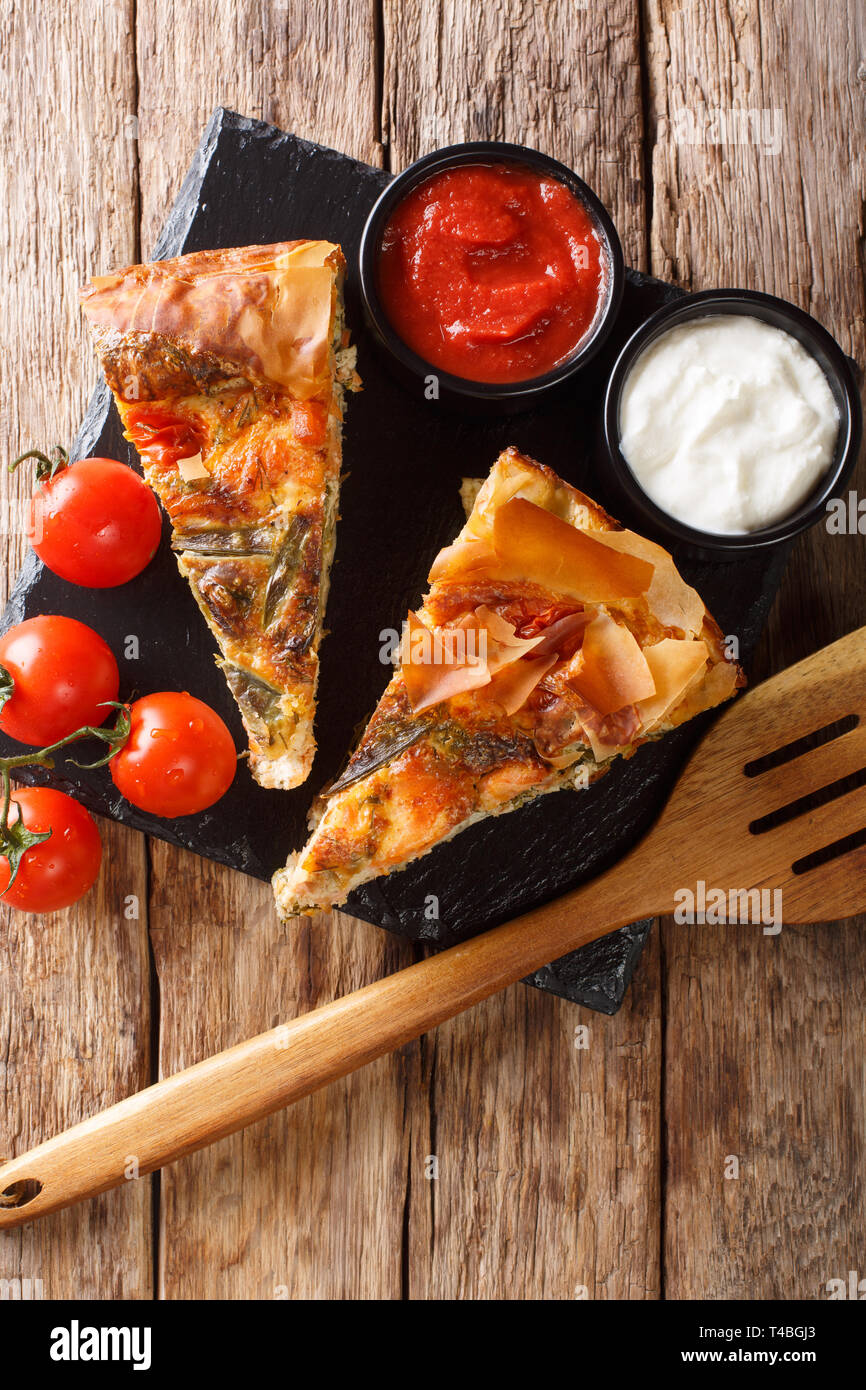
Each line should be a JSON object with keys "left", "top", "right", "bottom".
{"left": 646, "top": 626, "right": 866, "bottom": 923}
{"left": 1, "top": 628, "right": 863, "bottom": 1231}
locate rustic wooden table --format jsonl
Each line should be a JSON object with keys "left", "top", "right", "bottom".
{"left": 1, "top": 0, "right": 863, "bottom": 1301}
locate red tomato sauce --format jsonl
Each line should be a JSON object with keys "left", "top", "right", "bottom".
{"left": 125, "top": 404, "right": 204, "bottom": 470}
{"left": 377, "top": 163, "right": 607, "bottom": 384}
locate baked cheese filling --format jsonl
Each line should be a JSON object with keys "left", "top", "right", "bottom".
{"left": 274, "top": 447, "right": 742, "bottom": 916}
{"left": 81, "top": 240, "right": 360, "bottom": 789}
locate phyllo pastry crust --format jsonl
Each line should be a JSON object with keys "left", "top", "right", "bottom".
{"left": 275, "top": 447, "right": 743, "bottom": 915}
{"left": 82, "top": 240, "right": 360, "bottom": 788}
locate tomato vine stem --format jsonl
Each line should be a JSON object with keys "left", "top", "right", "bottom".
{"left": 0, "top": 695, "right": 130, "bottom": 893}
{"left": 9, "top": 444, "right": 70, "bottom": 483}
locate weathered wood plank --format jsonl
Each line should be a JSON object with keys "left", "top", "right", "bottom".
{"left": 136, "top": 0, "right": 383, "bottom": 254}
{"left": 149, "top": 851, "right": 418, "bottom": 1299}
{"left": 135, "top": 0, "right": 416, "bottom": 1299}
{"left": 384, "top": 0, "right": 648, "bottom": 270}
{"left": 385, "top": 0, "right": 662, "bottom": 1299}
{"left": 662, "top": 919, "right": 866, "bottom": 1299}
{"left": 408, "top": 936, "right": 661, "bottom": 1300}
{"left": 647, "top": 0, "right": 866, "bottom": 1297}
{"left": 8, "top": 0, "right": 858, "bottom": 1304}
{"left": 0, "top": 0, "right": 152, "bottom": 1300}
{"left": 0, "top": 822, "right": 152, "bottom": 1299}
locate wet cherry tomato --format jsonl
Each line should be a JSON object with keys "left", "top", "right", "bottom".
{"left": 110, "top": 692, "right": 236, "bottom": 817}
{"left": 30, "top": 456, "right": 162, "bottom": 587}
{"left": 0, "top": 616, "right": 119, "bottom": 747}
{"left": 0, "top": 787, "right": 102, "bottom": 912}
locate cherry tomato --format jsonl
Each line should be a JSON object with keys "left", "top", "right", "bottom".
{"left": 30, "top": 456, "right": 162, "bottom": 587}
{"left": 0, "top": 616, "right": 119, "bottom": 747}
{"left": 0, "top": 787, "right": 102, "bottom": 912}
{"left": 110, "top": 692, "right": 236, "bottom": 817}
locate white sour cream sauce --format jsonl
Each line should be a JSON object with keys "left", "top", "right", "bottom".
{"left": 618, "top": 315, "right": 839, "bottom": 534}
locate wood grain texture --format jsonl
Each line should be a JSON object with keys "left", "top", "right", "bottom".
{"left": 385, "top": 0, "right": 662, "bottom": 1299}
{"left": 134, "top": 0, "right": 416, "bottom": 1300}
{"left": 662, "top": 920, "right": 866, "bottom": 1299}
{"left": 0, "top": 822, "right": 151, "bottom": 1296}
{"left": 0, "top": 0, "right": 151, "bottom": 1298}
{"left": 135, "top": 0, "right": 382, "bottom": 255}
{"left": 2, "top": 0, "right": 864, "bottom": 1302}
{"left": 646, "top": 0, "right": 866, "bottom": 1297}
{"left": 0, "top": 0, "right": 141, "bottom": 596}
{"left": 147, "top": 846, "right": 416, "bottom": 1299}
{"left": 407, "top": 941, "right": 661, "bottom": 1299}
{"left": 7, "top": 626, "right": 865, "bottom": 1233}
{"left": 384, "top": 0, "right": 649, "bottom": 269}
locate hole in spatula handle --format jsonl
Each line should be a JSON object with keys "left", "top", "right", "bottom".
{"left": 0, "top": 1177, "right": 43, "bottom": 1208}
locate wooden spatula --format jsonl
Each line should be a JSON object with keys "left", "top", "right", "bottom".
{"left": 2, "top": 626, "right": 865, "bottom": 1228}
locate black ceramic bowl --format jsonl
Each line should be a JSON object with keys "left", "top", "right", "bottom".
{"left": 358, "top": 141, "right": 625, "bottom": 411}
{"left": 601, "top": 288, "right": 862, "bottom": 558}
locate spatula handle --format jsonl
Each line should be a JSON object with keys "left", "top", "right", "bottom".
{"left": 0, "top": 863, "right": 659, "bottom": 1228}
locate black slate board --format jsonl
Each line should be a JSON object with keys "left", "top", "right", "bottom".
{"left": 0, "top": 109, "right": 791, "bottom": 1013}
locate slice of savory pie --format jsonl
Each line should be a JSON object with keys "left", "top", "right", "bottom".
{"left": 274, "top": 446, "right": 743, "bottom": 915}
{"left": 81, "top": 240, "right": 360, "bottom": 789}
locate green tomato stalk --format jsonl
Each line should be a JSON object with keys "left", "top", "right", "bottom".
{"left": 8, "top": 444, "right": 70, "bottom": 483}
{"left": 0, "top": 666, "right": 130, "bottom": 892}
